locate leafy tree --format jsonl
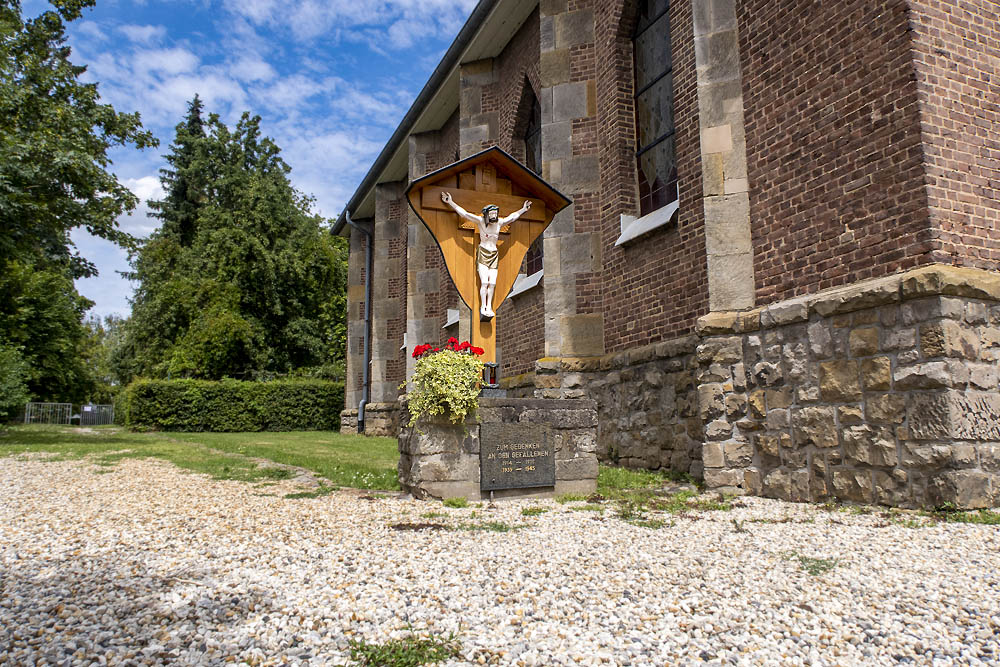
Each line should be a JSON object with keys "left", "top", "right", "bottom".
{"left": 125, "top": 105, "right": 348, "bottom": 381}
{"left": 0, "top": 343, "right": 29, "bottom": 421}
{"left": 80, "top": 314, "right": 127, "bottom": 403}
{"left": 0, "top": 0, "right": 155, "bottom": 404}
{"left": 0, "top": 261, "right": 95, "bottom": 402}
{"left": 0, "top": 0, "right": 157, "bottom": 278}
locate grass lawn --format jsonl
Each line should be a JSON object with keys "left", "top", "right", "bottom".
{"left": 0, "top": 425, "right": 400, "bottom": 490}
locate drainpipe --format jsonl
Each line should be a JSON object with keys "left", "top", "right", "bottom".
{"left": 344, "top": 210, "right": 373, "bottom": 434}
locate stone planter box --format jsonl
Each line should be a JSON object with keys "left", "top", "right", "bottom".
{"left": 398, "top": 398, "right": 598, "bottom": 501}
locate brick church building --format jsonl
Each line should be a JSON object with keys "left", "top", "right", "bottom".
{"left": 332, "top": 0, "right": 1000, "bottom": 508}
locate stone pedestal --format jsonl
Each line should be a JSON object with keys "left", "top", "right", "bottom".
{"left": 398, "top": 398, "right": 598, "bottom": 501}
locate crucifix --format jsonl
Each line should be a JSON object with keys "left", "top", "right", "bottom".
{"left": 405, "top": 147, "right": 571, "bottom": 368}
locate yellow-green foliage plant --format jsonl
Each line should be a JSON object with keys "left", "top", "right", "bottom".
{"left": 405, "top": 338, "right": 485, "bottom": 427}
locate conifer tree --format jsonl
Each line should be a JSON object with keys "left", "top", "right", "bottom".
{"left": 124, "top": 102, "right": 348, "bottom": 382}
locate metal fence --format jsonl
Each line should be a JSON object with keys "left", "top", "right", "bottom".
{"left": 22, "top": 403, "right": 115, "bottom": 426}
{"left": 23, "top": 402, "right": 73, "bottom": 425}
{"left": 80, "top": 404, "right": 115, "bottom": 426}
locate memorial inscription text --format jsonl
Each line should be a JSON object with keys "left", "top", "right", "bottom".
{"left": 480, "top": 423, "right": 555, "bottom": 491}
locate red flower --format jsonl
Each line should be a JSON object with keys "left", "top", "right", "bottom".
{"left": 471, "top": 346, "right": 484, "bottom": 356}
{"left": 412, "top": 343, "right": 435, "bottom": 358}
{"left": 447, "top": 337, "right": 458, "bottom": 345}
{"left": 457, "top": 341, "right": 470, "bottom": 351}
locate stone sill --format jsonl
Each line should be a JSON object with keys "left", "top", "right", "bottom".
{"left": 508, "top": 270, "right": 543, "bottom": 299}
{"left": 698, "top": 264, "right": 1000, "bottom": 335}
{"left": 615, "top": 198, "right": 680, "bottom": 247}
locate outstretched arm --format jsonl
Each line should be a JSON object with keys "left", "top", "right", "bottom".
{"left": 441, "top": 191, "right": 481, "bottom": 224}
{"left": 500, "top": 200, "right": 532, "bottom": 225}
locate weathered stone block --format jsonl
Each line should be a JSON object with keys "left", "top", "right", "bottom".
{"left": 755, "top": 433, "right": 783, "bottom": 458}
{"left": 704, "top": 467, "right": 744, "bottom": 488}
{"left": 832, "top": 469, "right": 874, "bottom": 503}
{"left": 838, "top": 405, "right": 864, "bottom": 424}
{"left": 792, "top": 406, "right": 837, "bottom": 448}
{"left": 765, "top": 387, "right": 793, "bottom": 410}
{"left": 907, "top": 391, "right": 1000, "bottom": 441}
{"left": 866, "top": 394, "right": 906, "bottom": 424}
{"left": 725, "top": 393, "right": 747, "bottom": 420}
{"left": 849, "top": 327, "right": 880, "bottom": 356}
{"left": 748, "top": 389, "right": 766, "bottom": 419}
{"left": 808, "top": 321, "right": 834, "bottom": 358}
{"left": 556, "top": 456, "right": 599, "bottom": 481}
{"left": 920, "top": 320, "right": 980, "bottom": 360}
{"left": 820, "top": 360, "right": 861, "bottom": 401}
{"left": 698, "top": 383, "right": 726, "bottom": 420}
{"left": 752, "top": 361, "right": 783, "bottom": 387}
{"left": 725, "top": 440, "right": 753, "bottom": 466}
{"left": 705, "top": 419, "right": 732, "bottom": 440}
{"left": 900, "top": 443, "right": 954, "bottom": 468}
{"left": 841, "top": 425, "right": 897, "bottom": 467}
{"left": 702, "top": 441, "right": 725, "bottom": 468}
{"left": 893, "top": 362, "right": 953, "bottom": 390}
{"left": 697, "top": 336, "right": 743, "bottom": 365}
{"left": 520, "top": 408, "right": 597, "bottom": 429}
{"left": 928, "top": 470, "right": 995, "bottom": 509}
{"left": 860, "top": 357, "right": 892, "bottom": 391}
{"left": 766, "top": 408, "right": 790, "bottom": 430}
{"left": 883, "top": 327, "right": 917, "bottom": 351}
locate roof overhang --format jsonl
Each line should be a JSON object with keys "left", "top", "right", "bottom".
{"left": 332, "top": 0, "right": 538, "bottom": 236}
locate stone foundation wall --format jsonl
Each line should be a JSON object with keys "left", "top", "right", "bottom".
{"left": 698, "top": 265, "right": 1000, "bottom": 509}
{"left": 501, "top": 337, "right": 703, "bottom": 478}
{"left": 398, "top": 398, "right": 598, "bottom": 501}
{"left": 338, "top": 403, "right": 400, "bottom": 437}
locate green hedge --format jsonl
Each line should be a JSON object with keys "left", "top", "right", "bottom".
{"left": 122, "top": 379, "right": 344, "bottom": 432}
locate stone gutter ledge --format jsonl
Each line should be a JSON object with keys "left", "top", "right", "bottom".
{"left": 697, "top": 264, "right": 1000, "bottom": 334}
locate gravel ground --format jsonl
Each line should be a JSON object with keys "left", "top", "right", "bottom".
{"left": 1, "top": 457, "right": 999, "bottom": 666}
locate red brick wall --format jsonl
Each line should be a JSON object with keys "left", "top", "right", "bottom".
{"left": 740, "top": 0, "right": 934, "bottom": 306}
{"left": 498, "top": 285, "right": 544, "bottom": 376}
{"left": 908, "top": 0, "right": 1000, "bottom": 269}
{"left": 597, "top": 0, "right": 708, "bottom": 351}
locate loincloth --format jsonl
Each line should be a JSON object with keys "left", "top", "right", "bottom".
{"left": 476, "top": 244, "right": 498, "bottom": 270}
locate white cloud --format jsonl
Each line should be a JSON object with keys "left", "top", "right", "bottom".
{"left": 255, "top": 74, "right": 323, "bottom": 110}
{"left": 133, "top": 48, "right": 200, "bottom": 76}
{"left": 120, "top": 176, "right": 165, "bottom": 237}
{"left": 76, "top": 21, "right": 108, "bottom": 42}
{"left": 230, "top": 57, "right": 277, "bottom": 83}
{"left": 222, "top": 0, "right": 479, "bottom": 49}
{"left": 118, "top": 24, "right": 168, "bottom": 45}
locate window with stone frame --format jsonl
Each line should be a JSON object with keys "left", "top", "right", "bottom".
{"left": 523, "top": 88, "right": 543, "bottom": 276}
{"left": 633, "top": 0, "right": 677, "bottom": 217}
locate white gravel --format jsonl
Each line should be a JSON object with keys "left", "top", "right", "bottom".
{"left": 1, "top": 457, "right": 998, "bottom": 666}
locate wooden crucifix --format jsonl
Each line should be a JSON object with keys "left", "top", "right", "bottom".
{"left": 405, "top": 147, "right": 571, "bottom": 365}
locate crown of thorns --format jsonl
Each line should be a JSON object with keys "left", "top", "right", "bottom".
{"left": 481, "top": 205, "right": 500, "bottom": 215}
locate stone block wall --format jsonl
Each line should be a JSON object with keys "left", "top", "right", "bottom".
{"left": 501, "top": 336, "right": 703, "bottom": 479}
{"left": 339, "top": 403, "right": 399, "bottom": 437}
{"left": 398, "top": 398, "right": 598, "bottom": 501}
{"left": 698, "top": 265, "right": 1000, "bottom": 509}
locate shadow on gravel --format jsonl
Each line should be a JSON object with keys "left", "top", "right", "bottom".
{"left": 0, "top": 549, "right": 337, "bottom": 664}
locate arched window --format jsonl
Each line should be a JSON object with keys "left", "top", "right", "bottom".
{"left": 523, "top": 88, "right": 543, "bottom": 275}
{"left": 633, "top": 0, "right": 677, "bottom": 217}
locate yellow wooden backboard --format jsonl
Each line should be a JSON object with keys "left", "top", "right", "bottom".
{"left": 405, "top": 147, "right": 572, "bottom": 364}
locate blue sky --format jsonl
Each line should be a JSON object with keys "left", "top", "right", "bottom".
{"left": 26, "top": 0, "right": 477, "bottom": 319}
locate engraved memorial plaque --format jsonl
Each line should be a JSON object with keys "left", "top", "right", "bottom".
{"left": 480, "top": 422, "right": 555, "bottom": 491}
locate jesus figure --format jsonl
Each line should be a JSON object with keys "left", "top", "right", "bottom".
{"left": 441, "top": 191, "right": 532, "bottom": 319}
